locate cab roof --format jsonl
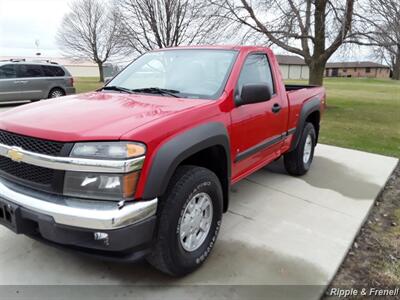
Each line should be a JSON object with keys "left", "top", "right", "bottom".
{"left": 151, "top": 45, "right": 272, "bottom": 52}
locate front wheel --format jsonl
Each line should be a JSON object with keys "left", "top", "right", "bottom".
{"left": 147, "top": 166, "right": 223, "bottom": 276}
{"left": 284, "top": 122, "right": 316, "bottom": 176}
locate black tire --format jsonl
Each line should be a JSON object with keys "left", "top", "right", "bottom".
{"left": 48, "top": 88, "right": 65, "bottom": 99}
{"left": 284, "top": 122, "right": 316, "bottom": 176}
{"left": 147, "top": 165, "right": 223, "bottom": 276}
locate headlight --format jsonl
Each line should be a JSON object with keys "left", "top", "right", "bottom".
{"left": 64, "top": 171, "right": 140, "bottom": 200}
{"left": 65, "top": 142, "right": 145, "bottom": 200}
{"left": 71, "top": 142, "right": 146, "bottom": 159}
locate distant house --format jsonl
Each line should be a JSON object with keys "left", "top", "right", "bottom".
{"left": 276, "top": 55, "right": 309, "bottom": 80}
{"left": 325, "top": 62, "right": 390, "bottom": 79}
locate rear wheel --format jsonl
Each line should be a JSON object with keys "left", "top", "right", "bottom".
{"left": 48, "top": 88, "right": 65, "bottom": 99}
{"left": 147, "top": 165, "right": 223, "bottom": 276}
{"left": 284, "top": 122, "right": 316, "bottom": 176}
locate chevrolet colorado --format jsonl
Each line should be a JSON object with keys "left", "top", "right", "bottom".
{"left": 0, "top": 46, "right": 325, "bottom": 276}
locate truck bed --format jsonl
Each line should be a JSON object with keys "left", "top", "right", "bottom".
{"left": 285, "top": 85, "right": 326, "bottom": 132}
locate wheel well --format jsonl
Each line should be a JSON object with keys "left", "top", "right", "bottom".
{"left": 305, "top": 111, "right": 320, "bottom": 143}
{"left": 180, "top": 146, "right": 229, "bottom": 212}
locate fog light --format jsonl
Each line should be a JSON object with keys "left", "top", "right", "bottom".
{"left": 94, "top": 232, "right": 108, "bottom": 240}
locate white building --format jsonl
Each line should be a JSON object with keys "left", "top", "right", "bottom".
{"left": 276, "top": 55, "right": 309, "bottom": 80}
{"left": 59, "top": 58, "right": 100, "bottom": 77}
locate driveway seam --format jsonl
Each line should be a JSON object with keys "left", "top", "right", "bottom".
{"left": 227, "top": 209, "right": 255, "bottom": 221}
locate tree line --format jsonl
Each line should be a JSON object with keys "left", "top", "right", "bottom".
{"left": 57, "top": 0, "right": 400, "bottom": 84}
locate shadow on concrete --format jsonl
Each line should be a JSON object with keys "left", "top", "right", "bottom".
{"left": 2, "top": 237, "right": 328, "bottom": 298}
{"left": 56, "top": 239, "right": 328, "bottom": 287}
{"left": 266, "top": 156, "right": 381, "bottom": 199}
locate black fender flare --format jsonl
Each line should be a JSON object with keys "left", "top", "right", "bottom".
{"left": 290, "top": 97, "right": 321, "bottom": 151}
{"left": 142, "top": 122, "right": 231, "bottom": 201}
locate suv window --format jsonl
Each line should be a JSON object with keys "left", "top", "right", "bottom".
{"left": 0, "top": 64, "right": 17, "bottom": 79}
{"left": 42, "top": 65, "right": 65, "bottom": 77}
{"left": 236, "top": 54, "right": 275, "bottom": 97}
{"left": 17, "top": 64, "right": 44, "bottom": 78}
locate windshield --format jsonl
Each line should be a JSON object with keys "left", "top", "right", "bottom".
{"left": 108, "top": 49, "right": 237, "bottom": 99}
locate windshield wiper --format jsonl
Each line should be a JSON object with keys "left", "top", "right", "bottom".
{"left": 131, "top": 87, "right": 180, "bottom": 98}
{"left": 99, "top": 86, "right": 134, "bottom": 94}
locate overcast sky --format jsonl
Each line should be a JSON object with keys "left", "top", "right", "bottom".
{"left": 0, "top": 0, "right": 373, "bottom": 63}
{"left": 0, "top": 0, "right": 71, "bottom": 57}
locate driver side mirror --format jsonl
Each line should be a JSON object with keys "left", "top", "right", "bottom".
{"left": 104, "top": 77, "right": 112, "bottom": 85}
{"left": 236, "top": 84, "right": 272, "bottom": 106}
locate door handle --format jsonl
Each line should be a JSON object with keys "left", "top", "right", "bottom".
{"left": 14, "top": 80, "right": 28, "bottom": 84}
{"left": 272, "top": 103, "right": 281, "bottom": 113}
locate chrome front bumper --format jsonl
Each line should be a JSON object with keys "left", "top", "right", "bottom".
{"left": 0, "top": 178, "right": 157, "bottom": 230}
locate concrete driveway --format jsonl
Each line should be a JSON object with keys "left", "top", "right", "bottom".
{"left": 0, "top": 103, "right": 398, "bottom": 299}
{"left": 0, "top": 101, "right": 30, "bottom": 114}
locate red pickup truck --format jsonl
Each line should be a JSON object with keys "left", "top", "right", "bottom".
{"left": 0, "top": 46, "right": 325, "bottom": 276}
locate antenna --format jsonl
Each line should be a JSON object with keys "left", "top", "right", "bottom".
{"left": 35, "top": 39, "right": 41, "bottom": 57}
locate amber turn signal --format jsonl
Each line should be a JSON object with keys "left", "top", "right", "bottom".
{"left": 127, "top": 143, "right": 146, "bottom": 158}
{"left": 123, "top": 171, "right": 140, "bottom": 198}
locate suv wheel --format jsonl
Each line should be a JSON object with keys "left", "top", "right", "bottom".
{"left": 48, "top": 88, "right": 65, "bottom": 98}
{"left": 147, "top": 165, "right": 223, "bottom": 276}
{"left": 284, "top": 122, "right": 316, "bottom": 176}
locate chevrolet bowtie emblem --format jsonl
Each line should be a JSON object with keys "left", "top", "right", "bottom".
{"left": 7, "top": 147, "right": 24, "bottom": 162}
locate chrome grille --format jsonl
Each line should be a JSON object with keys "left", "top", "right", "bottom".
{"left": 0, "top": 130, "right": 64, "bottom": 191}
{"left": 0, "top": 130, "right": 63, "bottom": 156}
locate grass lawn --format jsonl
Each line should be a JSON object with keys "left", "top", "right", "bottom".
{"left": 74, "top": 77, "right": 103, "bottom": 94}
{"left": 75, "top": 76, "right": 400, "bottom": 158}
{"left": 286, "top": 77, "right": 400, "bottom": 158}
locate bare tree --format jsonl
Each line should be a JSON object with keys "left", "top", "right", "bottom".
{"left": 211, "top": 0, "right": 356, "bottom": 85}
{"left": 57, "top": 0, "right": 122, "bottom": 82}
{"left": 349, "top": 0, "right": 400, "bottom": 80}
{"left": 116, "top": 0, "right": 227, "bottom": 54}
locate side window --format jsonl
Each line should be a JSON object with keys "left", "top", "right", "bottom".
{"left": 0, "top": 64, "right": 17, "bottom": 79}
{"left": 236, "top": 54, "right": 275, "bottom": 98}
{"left": 42, "top": 66, "right": 54, "bottom": 77}
{"left": 42, "top": 65, "right": 65, "bottom": 77}
{"left": 53, "top": 66, "right": 65, "bottom": 76}
{"left": 17, "top": 64, "right": 44, "bottom": 78}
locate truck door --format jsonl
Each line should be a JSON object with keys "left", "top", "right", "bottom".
{"left": 230, "top": 53, "right": 286, "bottom": 179}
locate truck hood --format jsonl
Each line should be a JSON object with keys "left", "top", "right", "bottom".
{"left": 0, "top": 92, "right": 211, "bottom": 142}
